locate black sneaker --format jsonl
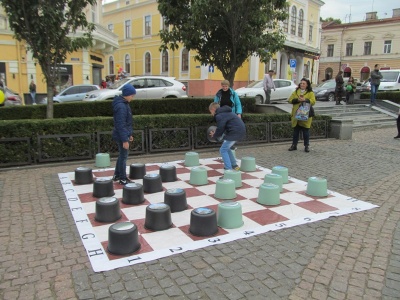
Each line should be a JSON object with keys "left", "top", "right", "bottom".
{"left": 112, "top": 175, "right": 120, "bottom": 182}
{"left": 230, "top": 146, "right": 237, "bottom": 151}
{"left": 119, "top": 178, "right": 133, "bottom": 185}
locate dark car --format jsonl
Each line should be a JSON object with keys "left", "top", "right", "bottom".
{"left": 314, "top": 79, "right": 343, "bottom": 101}
{"left": 314, "top": 78, "right": 361, "bottom": 101}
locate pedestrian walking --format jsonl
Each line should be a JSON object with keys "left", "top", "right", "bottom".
{"left": 335, "top": 71, "right": 344, "bottom": 105}
{"left": 370, "top": 64, "right": 382, "bottom": 106}
{"left": 262, "top": 70, "right": 276, "bottom": 104}
{"left": 395, "top": 108, "right": 400, "bottom": 139}
{"left": 29, "top": 80, "right": 37, "bottom": 105}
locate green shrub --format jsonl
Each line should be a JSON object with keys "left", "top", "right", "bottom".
{"left": 360, "top": 91, "right": 400, "bottom": 104}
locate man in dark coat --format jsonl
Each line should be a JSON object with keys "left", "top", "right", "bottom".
{"left": 112, "top": 84, "right": 136, "bottom": 185}
{"left": 209, "top": 102, "right": 246, "bottom": 170}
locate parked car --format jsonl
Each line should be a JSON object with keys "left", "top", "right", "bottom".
{"left": 360, "top": 80, "right": 371, "bottom": 93}
{"left": 0, "top": 87, "right": 22, "bottom": 106}
{"left": 83, "top": 76, "right": 188, "bottom": 101}
{"left": 236, "top": 79, "right": 297, "bottom": 104}
{"left": 379, "top": 69, "right": 400, "bottom": 91}
{"left": 42, "top": 84, "right": 100, "bottom": 103}
{"left": 314, "top": 79, "right": 344, "bottom": 101}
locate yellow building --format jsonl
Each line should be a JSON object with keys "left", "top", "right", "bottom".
{"left": 319, "top": 9, "right": 400, "bottom": 83}
{"left": 102, "top": 0, "right": 323, "bottom": 96}
{"left": 0, "top": 1, "right": 118, "bottom": 104}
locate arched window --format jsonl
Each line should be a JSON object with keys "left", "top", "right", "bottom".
{"left": 145, "top": 52, "right": 151, "bottom": 74}
{"left": 325, "top": 67, "right": 333, "bottom": 80}
{"left": 109, "top": 56, "right": 114, "bottom": 75}
{"left": 181, "top": 48, "right": 189, "bottom": 72}
{"left": 282, "top": 7, "right": 289, "bottom": 33}
{"left": 161, "top": 50, "right": 169, "bottom": 73}
{"left": 290, "top": 6, "right": 297, "bottom": 35}
{"left": 124, "top": 54, "right": 130, "bottom": 74}
{"left": 298, "top": 9, "right": 304, "bottom": 37}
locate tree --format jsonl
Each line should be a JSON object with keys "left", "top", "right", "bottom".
{"left": 0, "top": 0, "right": 96, "bottom": 118}
{"left": 320, "top": 17, "right": 342, "bottom": 24}
{"left": 157, "top": 0, "right": 288, "bottom": 87}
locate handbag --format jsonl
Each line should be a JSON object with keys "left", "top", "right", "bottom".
{"left": 295, "top": 102, "right": 310, "bottom": 121}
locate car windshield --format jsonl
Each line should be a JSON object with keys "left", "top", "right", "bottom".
{"left": 317, "top": 81, "right": 335, "bottom": 88}
{"left": 108, "top": 78, "right": 132, "bottom": 89}
{"left": 246, "top": 80, "right": 263, "bottom": 88}
{"left": 381, "top": 72, "right": 400, "bottom": 82}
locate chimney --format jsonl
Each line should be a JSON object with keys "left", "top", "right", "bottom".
{"left": 366, "top": 12, "right": 377, "bottom": 20}
{"left": 393, "top": 8, "right": 400, "bottom": 18}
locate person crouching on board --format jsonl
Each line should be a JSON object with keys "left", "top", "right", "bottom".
{"left": 208, "top": 102, "right": 246, "bottom": 170}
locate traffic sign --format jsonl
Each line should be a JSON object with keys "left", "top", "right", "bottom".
{"left": 290, "top": 59, "right": 296, "bottom": 68}
{"left": 209, "top": 65, "right": 214, "bottom": 73}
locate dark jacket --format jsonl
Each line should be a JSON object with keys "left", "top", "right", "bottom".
{"left": 112, "top": 95, "right": 133, "bottom": 142}
{"left": 213, "top": 88, "right": 242, "bottom": 114}
{"left": 214, "top": 106, "right": 246, "bottom": 141}
{"left": 370, "top": 69, "right": 383, "bottom": 85}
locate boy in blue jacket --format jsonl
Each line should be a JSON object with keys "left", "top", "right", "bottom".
{"left": 112, "top": 84, "right": 136, "bottom": 185}
{"left": 209, "top": 102, "right": 246, "bottom": 170}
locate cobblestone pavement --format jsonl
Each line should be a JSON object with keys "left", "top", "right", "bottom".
{"left": 1, "top": 127, "right": 399, "bottom": 300}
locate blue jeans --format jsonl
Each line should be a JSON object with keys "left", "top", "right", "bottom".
{"left": 30, "top": 92, "right": 36, "bottom": 104}
{"left": 114, "top": 141, "right": 129, "bottom": 179}
{"left": 220, "top": 140, "right": 237, "bottom": 170}
{"left": 370, "top": 84, "right": 379, "bottom": 104}
{"left": 292, "top": 125, "right": 310, "bottom": 146}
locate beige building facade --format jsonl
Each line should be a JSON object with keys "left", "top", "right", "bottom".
{"left": 319, "top": 9, "right": 400, "bottom": 84}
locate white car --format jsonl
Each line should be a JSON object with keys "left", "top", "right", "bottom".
{"left": 236, "top": 79, "right": 297, "bottom": 104}
{"left": 83, "top": 76, "right": 188, "bottom": 101}
{"left": 43, "top": 84, "right": 100, "bottom": 103}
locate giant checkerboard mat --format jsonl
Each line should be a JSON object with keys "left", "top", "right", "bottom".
{"left": 59, "top": 157, "right": 378, "bottom": 272}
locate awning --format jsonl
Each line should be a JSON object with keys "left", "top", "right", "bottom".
{"left": 344, "top": 67, "right": 351, "bottom": 73}
{"left": 361, "top": 66, "right": 370, "bottom": 73}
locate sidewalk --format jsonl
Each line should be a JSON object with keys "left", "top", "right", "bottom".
{"left": 1, "top": 127, "right": 399, "bottom": 299}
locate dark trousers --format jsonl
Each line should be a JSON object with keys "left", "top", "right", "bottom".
{"left": 114, "top": 141, "right": 129, "bottom": 180}
{"left": 335, "top": 88, "right": 343, "bottom": 104}
{"left": 292, "top": 125, "right": 310, "bottom": 146}
{"left": 397, "top": 115, "right": 400, "bottom": 136}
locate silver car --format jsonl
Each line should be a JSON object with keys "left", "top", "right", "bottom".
{"left": 236, "top": 79, "right": 297, "bottom": 104}
{"left": 43, "top": 84, "right": 100, "bottom": 103}
{"left": 0, "top": 87, "right": 22, "bottom": 106}
{"left": 83, "top": 76, "right": 188, "bottom": 101}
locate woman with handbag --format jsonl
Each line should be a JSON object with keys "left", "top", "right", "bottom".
{"left": 345, "top": 77, "right": 357, "bottom": 104}
{"left": 288, "top": 78, "right": 316, "bottom": 153}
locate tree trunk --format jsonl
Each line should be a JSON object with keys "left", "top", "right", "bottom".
{"left": 46, "top": 84, "right": 54, "bottom": 119}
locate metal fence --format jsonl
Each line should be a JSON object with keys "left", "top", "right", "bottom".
{"left": 0, "top": 121, "right": 328, "bottom": 167}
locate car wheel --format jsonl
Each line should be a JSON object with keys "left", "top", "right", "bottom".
{"left": 254, "top": 95, "right": 264, "bottom": 104}
{"left": 328, "top": 93, "right": 335, "bottom": 102}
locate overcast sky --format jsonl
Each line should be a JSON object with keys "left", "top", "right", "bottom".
{"left": 320, "top": 0, "right": 400, "bottom": 23}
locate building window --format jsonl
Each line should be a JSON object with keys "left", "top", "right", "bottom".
{"left": 145, "top": 15, "right": 151, "bottom": 36}
{"left": 162, "top": 17, "right": 168, "bottom": 31}
{"left": 327, "top": 44, "right": 334, "bottom": 57}
{"left": 298, "top": 9, "right": 304, "bottom": 38}
{"left": 181, "top": 48, "right": 189, "bottom": 72}
{"left": 364, "top": 41, "right": 372, "bottom": 55}
{"left": 107, "top": 24, "right": 114, "bottom": 32}
{"left": 125, "top": 20, "right": 131, "bottom": 39}
{"left": 308, "top": 25, "right": 313, "bottom": 42}
{"left": 91, "top": 4, "right": 97, "bottom": 23}
{"left": 346, "top": 43, "right": 353, "bottom": 56}
{"left": 384, "top": 40, "right": 392, "bottom": 54}
{"left": 145, "top": 52, "right": 151, "bottom": 74}
{"left": 109, "top": 56, "right": 114, "bottom": 75}
{"left": 282, "top": 7, "right": 289, "bottom": 33}
{"left": 125, "top": 54, "right": 130, "bottom": 74}
{"left": 162, "top": 51, "right": 168, "bottom": 73}
{"left": 290, "top": 6, "right": 297, "bottom": 35}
